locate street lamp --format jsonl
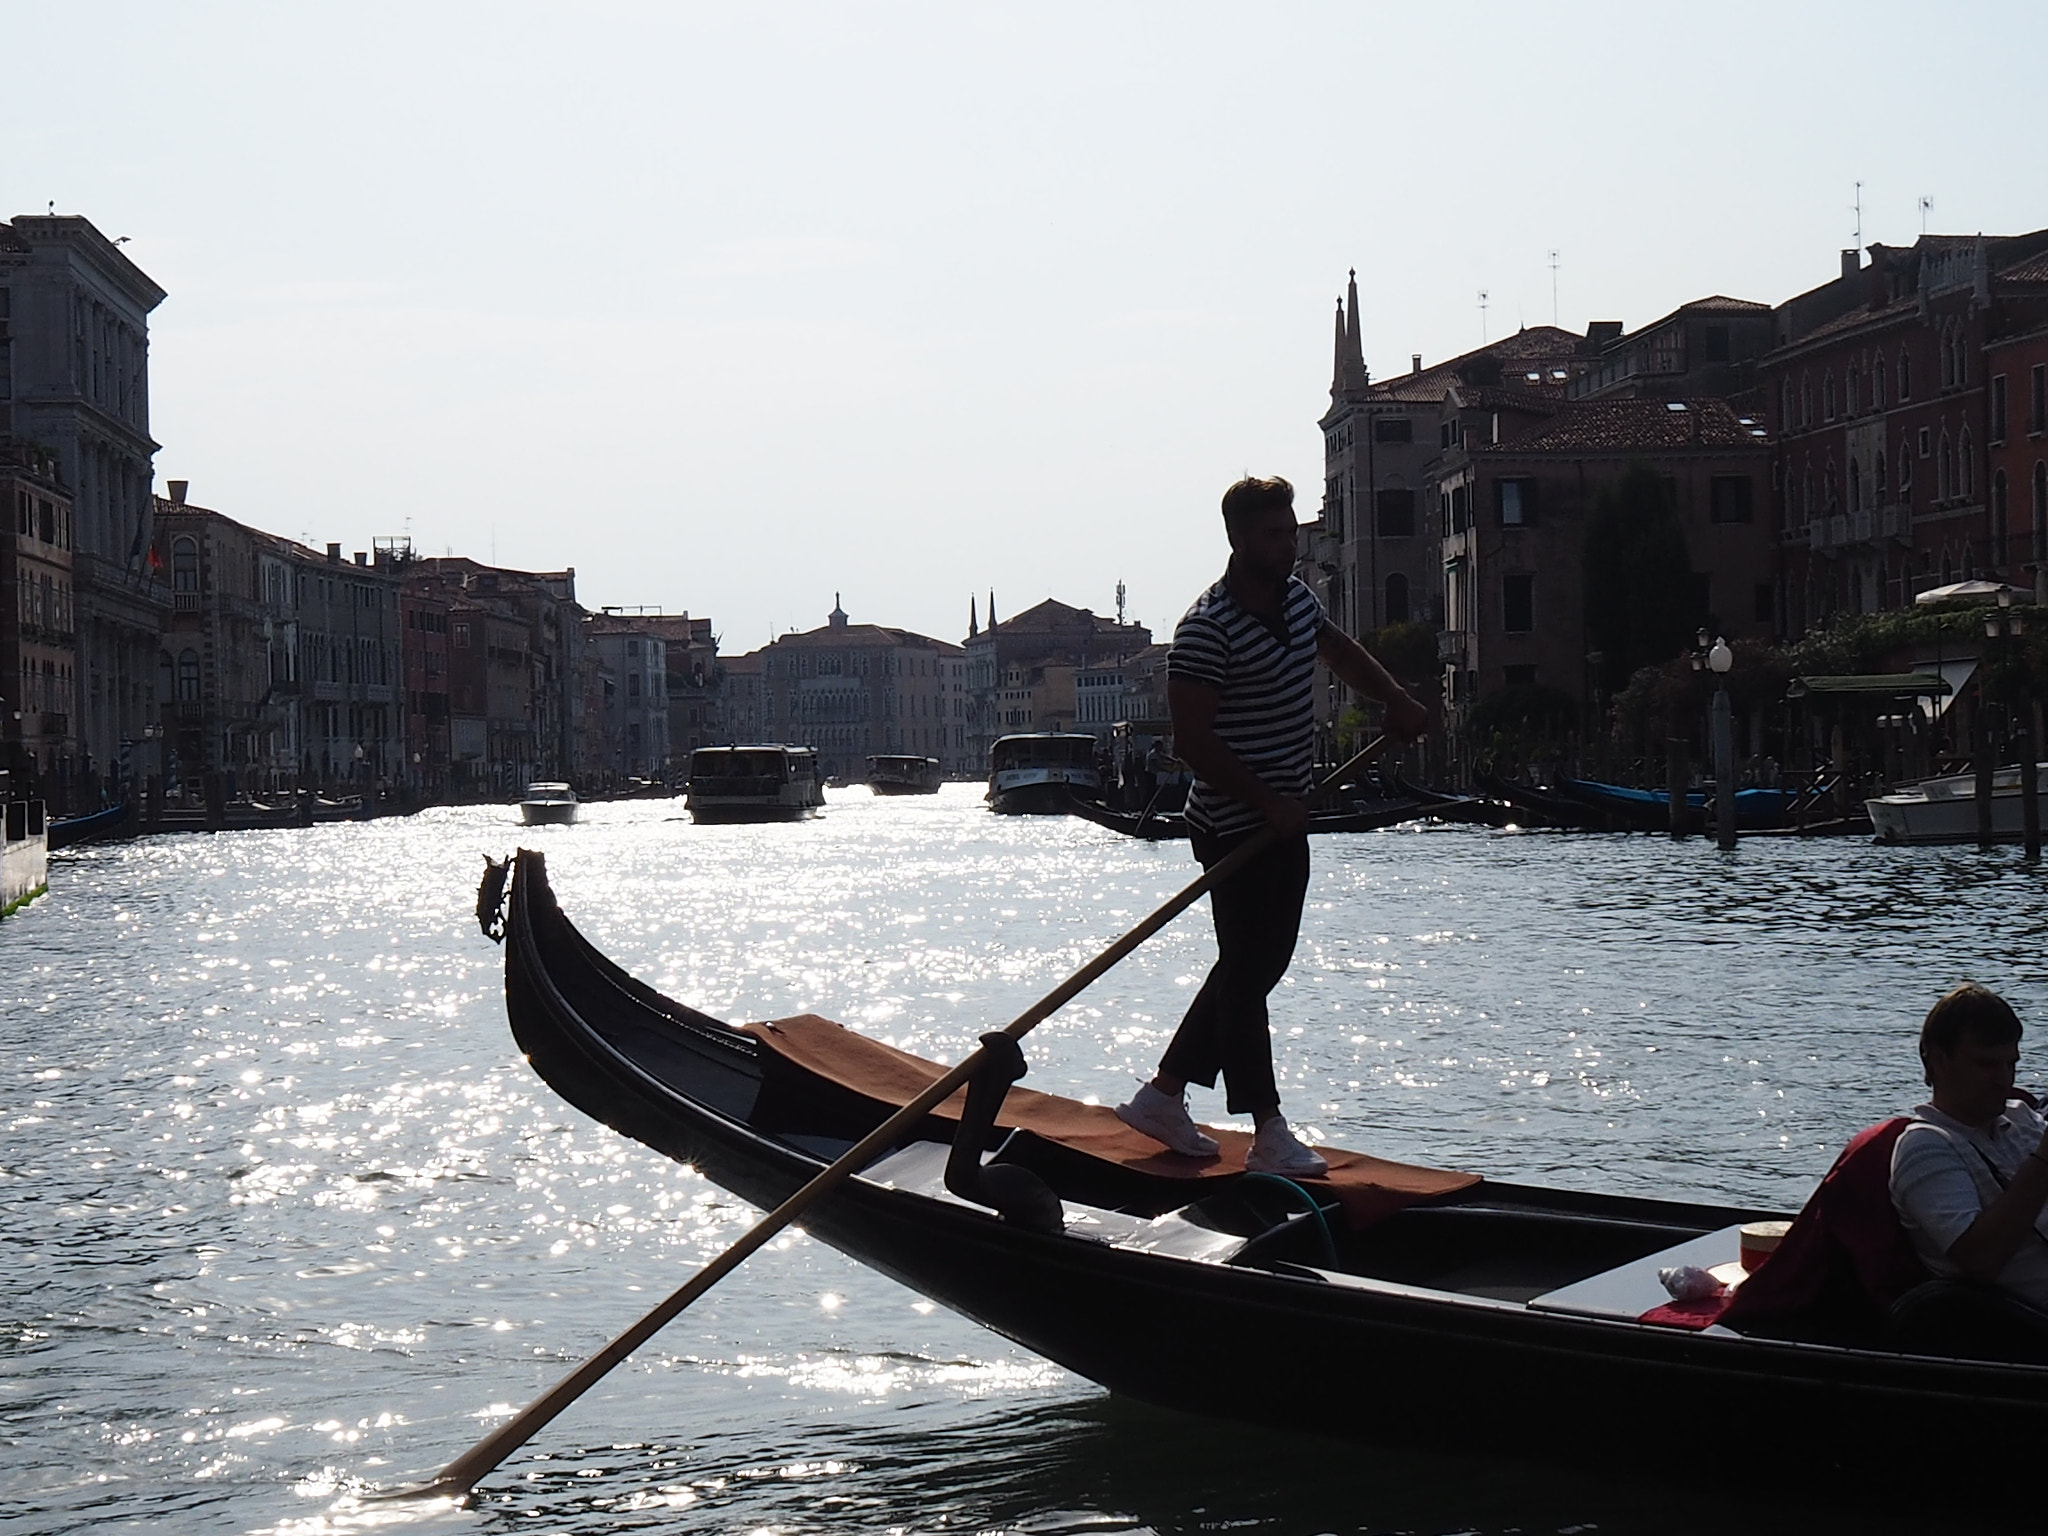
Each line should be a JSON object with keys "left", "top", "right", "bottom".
{"left": 1707, "top": 637, "right": 1736, "bottom": 850}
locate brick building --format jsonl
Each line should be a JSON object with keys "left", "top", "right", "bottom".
{"left": 1764, "top": 233, "right": 2048, "bottom": 626}
{"left": 0, "top": 446, "right": 77, "bottom": 790}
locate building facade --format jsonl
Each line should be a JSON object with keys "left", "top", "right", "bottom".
{"left": 0, "top": 446, "right": 77, "bottom": 792}
{"left": 962, "top": 596, "right": 1148, "bottom": 765}
{"left": 1, "top": 215, "right": 169, "bottom": 787}
{"left": 586, "top": 615, "right": 670, "bottom": 781}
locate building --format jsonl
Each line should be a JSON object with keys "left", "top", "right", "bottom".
{"left": 718, "top": 650, "right": 766, "bottom": 744}
{"left": 0, "top": 446, "right": 77, "bottom": 792}
{"left": 633, "top": 611, "right": 721, "bottom": 761}
{"left": 1433, "top": 396, "right": 1774, "bottom": 745}
{"left": 400, "top": 574, "right": 454, "bottom": 797}
{"left": 585, "top": 613, "right": 670, "bottom": 781}
{"left": 962, "top": 595, "right": 1148, "bottom": 765}
{"left": 0, "top": 215, "right": 169, "bottom": 790}
{"left": 1763, "top": 233, "right": 2048, "bottom": 628}
{"left": 1566, "top": 296, "right": 1775, "bottom": 407}
{"left": 749, "top": 598, "right": 965, "bottom": 780}
{"left": 1985, "top": 311, "right": 2048, "bottom": 591}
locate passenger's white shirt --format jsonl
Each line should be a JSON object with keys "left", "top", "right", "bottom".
{"left": 1890, "top": 1099, "right": 2048, "bottom": 1308}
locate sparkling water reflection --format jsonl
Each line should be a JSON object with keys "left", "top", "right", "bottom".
{"left": 3, "top": 787, "right": 2045, "bottom": 1533}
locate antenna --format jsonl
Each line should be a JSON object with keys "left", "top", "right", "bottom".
{"left": 1477, "top": 289, "right": 1490, "bottom": 343}
{"left": 1115, "top": 579, "right": 1126, "bottom": 628}
{"left": 1547, "top": 250, "right": 1560, "bottom": 327}
{"left": 1852, "top": 180, "right": 1863, "bottom": 254}
{"left": 1919, "top": 195, "right": 1933, "bottom": 235}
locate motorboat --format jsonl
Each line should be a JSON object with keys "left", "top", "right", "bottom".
{"left": 1867, "top": 764, "right": 2048, "bottom": 845}
{"left": 987, "top": 734, "right": 1103, "bottom": 815}
{"left": 478, "top": 849, "right": 2048, "bottom": 1477}
{"left": 685, "top": 746, "right": 825, "bottom": 823}
{"left": 519, "top": 782, "right": 580, "bottom": 827}
{"left": 866, "top": 755, "right": 942, "bottom": 796}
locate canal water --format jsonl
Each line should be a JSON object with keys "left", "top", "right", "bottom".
{"left": 3, "top": 788, "right": 2044, "bottom": 1534}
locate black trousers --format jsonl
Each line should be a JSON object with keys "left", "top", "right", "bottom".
{"left": 1158, "top": 825, "right": 1311, "bottom": 1116}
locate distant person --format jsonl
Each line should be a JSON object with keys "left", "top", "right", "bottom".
{"left": 1116, "top": 475, "right": 1431, "bottom": 1177}
{"left": 1891, "top": 983, "right": 2048, "bottom": 1311}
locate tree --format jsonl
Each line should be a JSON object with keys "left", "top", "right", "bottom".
{"left": 1583, "top": 464, "right": 1701, "bottom": 697}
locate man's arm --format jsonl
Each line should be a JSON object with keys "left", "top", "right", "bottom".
{"left": 1167, "top": 677, "right": 1307, "bottom": 837}
{"left": 1317, "top": 622, "right": 1432, "bottom": 741}
{"left": 1948, "top": 1131, "right": 2048, "bottom": 1282}
{"left": 1894, "top": 1123, "right": 2048, "bottom": 1282}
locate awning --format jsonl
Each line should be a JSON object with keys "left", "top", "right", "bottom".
{"left": 1786, "top": 672, "right": 1952, "bottom": 699}
{"left": 1913, "top": 579, "right": 2028, "bottom": 606}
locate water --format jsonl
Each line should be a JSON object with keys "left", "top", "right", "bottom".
{"left": 3, "top": 788, "right": 2045, "bottom": 1534}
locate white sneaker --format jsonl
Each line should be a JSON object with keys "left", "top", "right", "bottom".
{"left": 1114, "top": 1082, "right": 1220, "bottom": 1158}
{"left": 1246, "top": 1118, "right": 1329, "bottom": 1178}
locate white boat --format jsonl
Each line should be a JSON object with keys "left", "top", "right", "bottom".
{"left": 866, "top": 754, "right": 941, "bottom": 795}
{"left": 685, "top": 746, "right": 825, "bottom": 823}
{"left": 519, "top": 782, "right": 580, "bottom": 826}
{"left": 1866, "top": 764, "right": 2048, "bottom": 844}
{"left": 986, "top": 733, "right": 1104, "bottom": 815}
{"left": 2, "top": 796, "right": 49, "bottom": 917}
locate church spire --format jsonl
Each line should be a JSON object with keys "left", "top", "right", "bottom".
{"left": 969, "top": 593, "right": 979, "bottom": 638}
{"left": 988, "top": 589, "right": 998, "bottom": 629}
{"left": 1331, "top": 294, "right": 1348, "bottom": 398}
{"left": 1345, "top": 268, "right": 1367, "bottom": 386}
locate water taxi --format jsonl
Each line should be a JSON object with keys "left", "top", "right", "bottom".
{"left": 866, "top": 754, "right": 941, "bottom": 795}
{"left": 987, "top": 733, "right": 1102, "bottom": 815}
{"left": 685, "top": 745, "right": 825, "bottom": 823}
{"left": 518, "top": 782, "right": 580, "bottom": 826}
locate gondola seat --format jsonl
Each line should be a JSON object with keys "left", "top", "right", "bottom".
{"left": 1884, "top": 1280, "right": 2048, "bottom": 1365}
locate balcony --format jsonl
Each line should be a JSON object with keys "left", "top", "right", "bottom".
{"left": 174, "top": 591, "right": 201, "bottom": 612}
{"left": 1829, "top": 513, "right": 1849, "bottom": 547}
{"left": 1807, "top": 520, "right": 1827, "bottom": 551}
{"left": 1437, "top": 630, "right": 1467, "bottom": 664}
{"left": 1851, "top": 509, "right": 1873, "bottom": 543}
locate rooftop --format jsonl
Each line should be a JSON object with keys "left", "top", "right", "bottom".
{"left": 1480, "top": 398, "right": 1766, "bottom": 454}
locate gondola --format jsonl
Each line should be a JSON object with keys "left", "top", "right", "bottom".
{"left": 45, "top": 799, "right": 129, "bottom": 851}
{"left": 487, "top": 849, "right": 2048, "bottom": 1478}
{"left": 1558, "top": 778, "right": 1791, "bottom": 834}
{"left": 1064, "top": 795, "right": 1437, "bottom": 841}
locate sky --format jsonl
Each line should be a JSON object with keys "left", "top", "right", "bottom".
{"left": 7, "top": 2, "right": 2047, "bottom": 653}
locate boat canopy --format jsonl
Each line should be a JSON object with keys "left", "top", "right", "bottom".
{"left": 690, "top": 746, "right": 812, "bottom": 780}
{"left": 990, "top": 733, "right": 1098, "bottom": 771}
{"left": 1786, "top": 673, "right": 1952, "bottom": 698}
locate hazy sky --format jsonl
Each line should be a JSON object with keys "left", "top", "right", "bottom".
{"left": 8, "top": 2, "right": 2045, "bottom": 652}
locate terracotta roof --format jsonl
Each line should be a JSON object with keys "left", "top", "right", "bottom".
{"left": 1675, "top": 294, "right": 1772, "bottom": 314}
{"left": 1480, "top": 398, "right": 1766, "bottom": 454}
{"left": 1769, "top": 296, "right": 1920, "bottom": 356}
{"left": 1368, "top": 325, "right": 1585, "bottom": 404}
{"left": 1999, "top": 249, "right": 2048, "bottom": 284}
{"left": 772, "top": 622, "right": 960, "bottom": 651}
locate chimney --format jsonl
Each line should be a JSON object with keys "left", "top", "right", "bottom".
{"left": 354, "top": 551, "right": 368, "bottom": 566}
{"left": 167, "top": 479, "right": 188, "bottom": 505}
{"left": 1841, "top": 249, "right": 1860, "bottom": 281}
{"left": 1411, "top": 353, "right": 1423, "bottom": 374}
{"left": 327, "top": 542, "right": 342, "bottom": 563}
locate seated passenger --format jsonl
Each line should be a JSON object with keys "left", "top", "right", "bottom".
{"left": 1890, "top": 983, "right": 2048, "bottom": 1310}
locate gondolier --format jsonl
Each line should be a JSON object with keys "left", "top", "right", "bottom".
{"left": 1116, "top": 475, "right": 1431, "bottom": 1177}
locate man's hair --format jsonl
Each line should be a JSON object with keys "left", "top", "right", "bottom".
{"left": 1220, "top": 475, "right": 1294, "bottom": 527}
{"left": 1919, "top": 982, "right": 2023, "bottom": 1062}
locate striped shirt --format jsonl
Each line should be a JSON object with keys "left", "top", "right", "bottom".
{"left": 1168, "top": 575, "right": 1325, "bottom": 837}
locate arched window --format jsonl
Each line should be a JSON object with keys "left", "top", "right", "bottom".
{"left": 1940, "top": 326, "right": 1956, "bottom": 389}
{"left": 1801, "top": 373, "right": 1813, "bottom": 427}
{"left": 1824, "top": 460, "right": 1838, "bottom": 512}
{"left": 1898, "top": 443, "right": 1913, "bottom": 502}
{"left": 1847, "top": 366, "right": 1860, "bottom": 416}
{"left": 1874, "top": 450, "right": 1888, "bottom": 503}
{"left": 1780, "top": 378, "right": 1794, "bottom": 431}
{"left": 1898, "top": 346, "right": 1912, "bottom": 401}
{"left": 1960, "top": 430, "right": 1974, "bottom": 498}
{"left": 1874, "top": 356, "right": 1887, "bottom": 409}
{"left": 1385, "top": 572, "right": 1410, "bottom": 625}
{"left": 1803, "top": 466, "right": 1815, "bottom": 521}
{"left": 1849, "top": 458, "right": 1862, "bottom": 513}
{"left": 1939, "top": 434, "right": 1954, "bottom": 500}
{"left": 1824, "top": 371, "right": 1837, "bottom": 420}
{"left": 2034, "top": 461, "right": 2047, "bottom": 562}
{"left": 172, "top": 534, "right": 198, "bottom": 594}
{"left": 1992, "top": 469, "right": 2009, "bottom": 565}
{"left": 177, "top": 648, "right": 200, "bottom": 704}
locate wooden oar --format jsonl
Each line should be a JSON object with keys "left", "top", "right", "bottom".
{"left": 400, "top": 735, "right": 1390, "bottom": 1501}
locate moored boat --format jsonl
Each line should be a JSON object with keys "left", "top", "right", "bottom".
{"left": 481, "top": 849, "right": 2048, "bottom": 1479}
{"left": 987, "top": 733, "right": 1103, "bottom": 814}
{"left": 1867, "top": 764, "right": 2048, "bottom": 845}
{"left": 866, "top": 754, "right": 942, "bottom": 796}
{"left": 686, "top": 745, "right": 825, "bottom": 823}
{"left": 1558, "top": 778, "right": 1790, "bottom": 834}
{"left": 519, "top": 782, "right": 580, "bottom": 826}
{"left": 45, "top": 799, "right": 130, "bottom": 851}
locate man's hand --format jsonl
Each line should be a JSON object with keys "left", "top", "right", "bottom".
{"left": 1383, "top": 689, "right": 1433, "bottom": 743}
{"left": 1261, "top": 794, "right": 1310, "bottom": 838}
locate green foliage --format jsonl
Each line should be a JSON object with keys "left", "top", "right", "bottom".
{"left": 1365, "top": 620, "right": 1439, "bottom": 687}
{"left": 1583, "top": 464, "right": 1701, "bottom": 695}
{"left": 1608, "top": 638, "right": 1789, "bottom": 746}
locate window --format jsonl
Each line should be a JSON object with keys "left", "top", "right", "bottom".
{"left": 1449, "top": 484, "right": 1469, "bottom": 532}
{"left": 1848, "top": 459, "right": 1862, "bottom": 513}
{"left": 177, "top": 648, "right": 200, "bottom": 703}
{"left": 1502, "top": 574, "right": 1534, "bottom": 633}
{"left": 1938, "top": 434, "right": 1954, "bottom": 500}
{"left": 172, "top": 535, "right": 198, "bottom": 593}
{"left": 1874, "top": 356, "right": 1886, "bottom": 409}
{"left": 1847, "top": 367, "right": 1859, "bottom": 416}
{"left": 628, "top": 672, "right": 641, "bottom": 698}
{"left": 1780, "top": 378, "right": 1794, "bottom": 431}
{"left": 1824, "top": 371, "right": 1836, "bottom": 421}
{"left": 1992, "top": 374, "right": 2009, "bottom": 444}
{"left": 1919, "top": 426, "right": 1931, "bottom": 459}
{"left": 1992, "top": 469, "right": 2009, "bottom": 564}
{"left": 1373, "top": 416, "right": 1412, "bottom": 443}
{"left": 1700, "top": 324, "right": 1731, "bottom": 363}
{"left": 1710, "top": 475, "right": 1753, "bottom": 523}
{"left": 1375, "top": 488, "right": 1415, "bottom": 538}
{"left": 1497, "top": 478, "right": 1536, "bottom": 526}
{"left": 1898, "top": 347, "right": 1911, "bottom": 401}
{"left": 453, "top": 622, "right": 470, "bottom": 647}
{"left": 2035, "top": 461, "right": 2047, "bottom": 562}
{"left": 1384, "top": 572, "right": 1410, "bottom": 624}
{"left": 1960, "top": 431, "right": 1974, "bottom": 498}
{"left": 1874, "top": 451, "right": 1887, "bottom": 502}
